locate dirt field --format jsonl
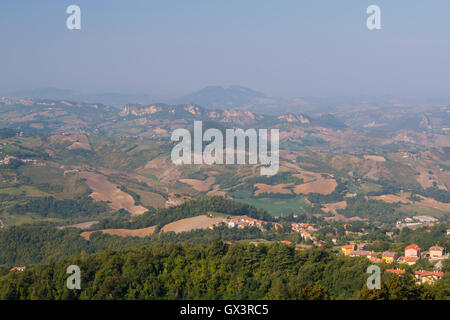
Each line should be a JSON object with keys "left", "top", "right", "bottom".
{"left": 284, "top": 163, "right": 321, "bottom": 183}
{"left": 80, "top": 226, "right": 156, "bottom": 240}
{"left": 417, "top": 195, "right": 450, "bottom": 211}
{"left": 180, "top": 176, "right": 216, "bottom": 192}
{"left": 322, "top": 201, "right": 347, "bottom": 213}
{"left": 79, "top": 172, "right": 148, "bottom": 215}
{"left": 363, "top": 160, "right": 379, "bottom": 180}
{"left": 165, "top": 193, "right": 191, "bottom": 207}
{"left": 144, "top": 157, "right": 167, "bottom": 169}
{"left": 66, "top": 135, "right": 91, "bottom": 151}
{"left": 158, "top": 167, "right": 183, "bottom": 184}
{"left": 49, "top": 134, "right": 91, "bottom": 150}
{"left": 161, "top": 215, "right": 223, "bottom": 234}
{"left": 254, "top": 183, "right": 293, "bottom": 196}
{"left": 58, "top": 221, "right": 99, "bottom": 230}
{"left": 280, "top": 161, "right": 338, "bottom": 195}
{"left": 293, "top": 179, "right": 337, "bottom": 195}
{"left": 207, "top": 185, "right": 227, "bottom": 196}
{"left": 370, "top": 193, "right": 412, "bottom": 204}
{"left": 322, "top": 201, "right": 365, "bottom": 222}
{"left": 370, "top": 192, "right": 450, "bottom": 212}
{"left": 363, "top": 155, "right": 386, "bottom": 162}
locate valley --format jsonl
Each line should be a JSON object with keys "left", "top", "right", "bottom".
{"left": 0, "top": 95, "right": 448, "bottom": 299}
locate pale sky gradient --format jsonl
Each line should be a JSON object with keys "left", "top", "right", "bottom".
{"left": 1, "top": 0, "right": 449, "bottom": 98}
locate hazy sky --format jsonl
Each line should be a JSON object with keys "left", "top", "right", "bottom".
{"left": 1, "top": 0, "right": 449, "bottom": 98}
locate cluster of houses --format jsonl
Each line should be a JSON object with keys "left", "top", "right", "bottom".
{"left": 0, "top": 155, "right": 40, "bottom": 166}
{"left": 341, "top": 243, "right": 448, "bottom": 266}
{"left": 290, "top": 222, "right": 317, "bottom": 243}
{"left": 209, "top": 216, "right": 268, "bottom": 230}
{"left": 341, "top": 243, "right": 447, "bottom": 284}
{"left": 226, "top": 217, "right": 266, "bottom": 229}
{"left": 395, "top": 216, "right": 439, "bottom": 229}
{"left": 210, "top": 217, "right": 321, "bottom": 245}
{"left": 0, "top": 155, "right": 15, "bottom": 165}
{"left": 384, "top": 268, "right": 445, "bottom": 285}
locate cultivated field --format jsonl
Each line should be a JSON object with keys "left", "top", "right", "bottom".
{"left": 322, "top": 201, "right": 365, "bottom": 222}
{"left": 161, "top": 215, "right": 223, "bottom": 233}
{"left": 180, "top": 176, "right": 216, "bottom": 192}
{"left": 79, "top": 172, "right": 148, "bottom": 215}
{"left": 254, "top": 183, "right": 293, "bottom": 196}
{"left": 80, "top": 226, "right": 156, "bottom": 240}
{"left": 293, "top": 179, "right": 337, "bottom": 195}
{"left": 58, "top": 221, "right": 99, "bottom": 230}
{"left": 370, "top": 192, "right": 450, "bottom": 213}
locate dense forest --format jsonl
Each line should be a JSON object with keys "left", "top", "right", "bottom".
{"left": 0, "top": 197, "right": 273, "bottom": 268}
{"left": 12, "top": 195, "right": 109, "bottom": 218}
{"left": 0, "top": 241, "right": 447, "bottom": 300}
{"left": 0, "top": 224, "right": 275, "bottom": 268}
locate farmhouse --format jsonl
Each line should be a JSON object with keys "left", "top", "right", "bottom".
{"left": 341, "top": 244, "right": 355, "bottom": 256}
{"left": 403, "top": 256, "right": 420, "bottom": 266}
{"left": 414, "top": 270, "right": 444, "bottom": 285}
{"left": 405, "top": 244, "right": 421, "bottom": 258}
{"left": 382, "top": 252, "right": 397, "bottom": 264}
{"left": 429, "top": 246, "right": 445, "bottom": 258}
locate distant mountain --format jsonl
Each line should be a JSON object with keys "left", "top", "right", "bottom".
{"left": 4, "top": 88, "right": 158, "bottom": 107}
{"left": 0, "top": 97, "right": 346, "bottom": 137}
{"left": 116, "top": 103, "right": 352, "bottom": 132}
{"left": 175, "top": 86, "right": 358, "bottom": 117}
{"left": 177, "top": 85, "right": 267, "bottom": 110}
{"left": 0, "top": 97, "right": 116, "bottom": 134}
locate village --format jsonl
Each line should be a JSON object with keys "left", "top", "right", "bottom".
{"left": 214, "top": 214, "right": 449, "bottom": 286}
{"left": 0, "top": 154, "right": 41, "bottom": 166}
{"left": 209, "top": 215, "right": 319, "bottom": 245}
{"left": 341, "top": 240, "right": 449, "bottom": 285}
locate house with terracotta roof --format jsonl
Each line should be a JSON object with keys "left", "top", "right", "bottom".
{"left": 385, "top": 269, "right": 405, "bottom": 275}
{"left": 341, "top": 244, "right": 355, "bottom": 256}
{"left": 405, "top": 244, "right": 421, "bottom": 258}
{"left": 382, "top": 251, "right": 398, "bottom": 264}
{"left": 447, "top": 229, "right": 450, "bottom": 236}
{"left": 369, "top": 257, "right": 383, "bottom": 263}
{"left": 414, "top": 270, "right": 444, "bottom": 285}
{"left": 10, "top": 266, "right": 26, "bottom": 272}
{"left": 429, "top": 246, "right": 445, "bottom": 258}
{"left": 403, "top": 256, "right": 420, "bottom": 266}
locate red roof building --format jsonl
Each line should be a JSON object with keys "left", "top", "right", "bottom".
{"left": 385, "top": 269, "right": 406, "bottom": 275}
{"left": 403, "top": 256, "right": 420, "bottom": 265}
{"left": 405, "top": 244, "right": 421, "bottom": 258}
{"left": 369, "top": 257, "right": 383, "bottom": 263}
{"left": 10, "top": 266, "right": 26, "bottom": 272}
{"left": 415, "top": 270, "right": 444, "bottom": 284}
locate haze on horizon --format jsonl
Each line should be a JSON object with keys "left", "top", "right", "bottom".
{"left": 1, "top": 0, "right": 450, "bottom": 99}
